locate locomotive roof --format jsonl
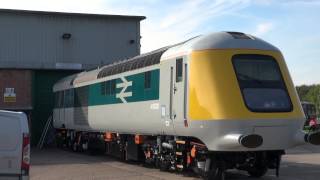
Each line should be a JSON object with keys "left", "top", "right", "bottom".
{"left": 53, "top": 31, "right": 280, "bottom": 92}
{"left": 53, "top": 73, "right": 80, "bottom": 91}
{"left": 53, "top": 47, "right": 170, "bottom": 91}
{"left": 192, "top": 31, "right": 279, "bottom": 51}
{"left": 97, "top": 46, "right": 170, "bottom": 79}
{"left": 161, "top": 31, "right": 279, "bottom": 60}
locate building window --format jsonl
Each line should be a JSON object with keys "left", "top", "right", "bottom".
{"left": 176, "top": 58, "right": 183, "bottom": 82}
{"left": 144, "top": 71, "right": 151, "bottom": 89}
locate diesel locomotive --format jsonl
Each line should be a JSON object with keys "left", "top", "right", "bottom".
{"left": 53, "top": 32, "right": 320, "bottom": 180}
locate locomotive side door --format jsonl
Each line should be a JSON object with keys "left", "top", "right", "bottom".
{"left": 171, "top": 57, "right": 188, "bottom": 132}
{"left": 159, "top": 56, "right": 188, "bottom": 135}
{"left": 159, "top": 58, "right": 176, "bottom": 135}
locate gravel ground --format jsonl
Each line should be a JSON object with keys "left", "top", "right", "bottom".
{"left": 30, "top": 144, "right": 320, "bottom": 180}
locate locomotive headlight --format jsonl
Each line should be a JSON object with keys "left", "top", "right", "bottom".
{"left": 219, "top": 134, "right": 263, "bottom": 149}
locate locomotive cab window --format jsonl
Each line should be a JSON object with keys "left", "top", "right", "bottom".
{"left": 74, "top": 86, "right": 88, "bottom": 107}
{"left": 101, "top": 80, "right": 116, "bottom": 95}
{"left": 110, "top": 80, "right": 116, "bottom": 95}
{"left": 54, "top": 92, "right": 59, "bottom": 108}
{"left": 232, "top": 54, "right": 293, "bottom": 112}
{"left": 106, "top": 81, "right": 111, "bottom": 95}
{"left": 59, "top": 91, "right": 64, "bottom": 108}
{"left": 64, "top": 89, "right": 74, "bottom": 108}
{"left": 176, "top": 58, "right": 183, "bottom": 82}
{"left": 144, "top": 71, "right": 151, "bottom": 89}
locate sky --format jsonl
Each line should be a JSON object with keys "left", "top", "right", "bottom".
{"left": 0, "top": 0, "right": 319, "bottom": 85}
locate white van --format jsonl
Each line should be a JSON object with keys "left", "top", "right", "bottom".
{"left": 0, "top": 110, "right": 30, "bottom": 180}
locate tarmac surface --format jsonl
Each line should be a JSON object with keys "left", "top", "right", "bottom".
{"left": 30, "top": 144, "right": 320, "bottom": 180}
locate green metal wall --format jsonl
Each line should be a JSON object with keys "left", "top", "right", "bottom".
{"left": 31, "top": 70, "right": 78, "bottom": 146}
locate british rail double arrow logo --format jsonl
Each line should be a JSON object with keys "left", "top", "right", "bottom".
{"left": 116, "top": 77, "right": 132, "bottom": 103}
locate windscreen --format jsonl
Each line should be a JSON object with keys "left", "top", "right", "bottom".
{"left": 0, "top": 115, "right": 20, "bottom": 150}
{"left": 232, "top": 54, "right": 293, "bottom": 112}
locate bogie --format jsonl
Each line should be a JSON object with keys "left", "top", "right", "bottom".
{"left": 55, "top": 129, "right": 283, "bottom": 180}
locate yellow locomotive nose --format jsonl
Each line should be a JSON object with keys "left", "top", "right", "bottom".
{"left": 188, "top": 49, "right": 304, "bottom": 121}
{"left": 187, "top": 49, "right": 309, "bottom": 151}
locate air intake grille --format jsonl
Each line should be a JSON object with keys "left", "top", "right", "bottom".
{"left": 97, "top": 47, "right": 169, "bottom": 78}
{"left": 227, "top": 32, "right": 254, "bottom": 40}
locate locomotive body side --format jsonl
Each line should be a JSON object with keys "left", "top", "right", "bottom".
{"left": 54, "top": 65, "right": 164, "bottom": 135}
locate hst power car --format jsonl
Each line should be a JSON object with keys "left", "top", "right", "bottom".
{"left": 53, "top": 32, "right": 320, "bottom": 180}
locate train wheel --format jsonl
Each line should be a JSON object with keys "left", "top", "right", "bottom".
{"left": 72, "top": 141, "right": 78, "bottom": 152}
{"left": 67, "top": 138, "right": 72, "bottom": 149}
{"left": 55, "top": 135, "right": 63, "bottom": 148}
{"left": 204, "top": 163, "right": 225, "bottom": 180}
{"left": 247, "top": 166, "right": 268, "bottom": 178}
{"left": 159, "top": 158, "right": 170, "bottom": 171}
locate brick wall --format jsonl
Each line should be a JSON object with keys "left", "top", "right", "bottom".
{"left": 0, "top": 69, "right": 32, "bottom": 110}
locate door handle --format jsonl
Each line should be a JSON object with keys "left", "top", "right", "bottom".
{"left": 173, "top": 86, "right": 177, "bottom": 94}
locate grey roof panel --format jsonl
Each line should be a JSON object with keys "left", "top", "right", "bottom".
{"left": 191, "top": 32, "right": 280, "bottom": 51}
{"left": 53, "top": 74, "right": 78, "bottom": 91}
{"left": 97, "top": 47, "right": 169, "bottom": 78}
{"left": 0, "top": 8, "right": 146, "bottom": 20}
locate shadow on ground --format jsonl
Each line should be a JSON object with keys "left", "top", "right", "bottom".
{"left": 30, "top": 145, "right": 320, "bottom": 180}
{"left": 226, "top": 161, "right": 320, "bottom": 180}
{"left": 31, "top": 147, "right": 115, "bottom": 166}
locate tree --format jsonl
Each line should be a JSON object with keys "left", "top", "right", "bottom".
{"left": 296, "top": 85, "right": 320, "bottom": 116}
{"left": 296, "top": 85, "right": 311, "bottom": 101}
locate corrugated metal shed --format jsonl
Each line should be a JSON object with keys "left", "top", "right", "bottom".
{"left": 0, "top": 8, "right": 145, "bottom": 70}
{"left": 0, "top": 8, "right": 145, "bottom": 145}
